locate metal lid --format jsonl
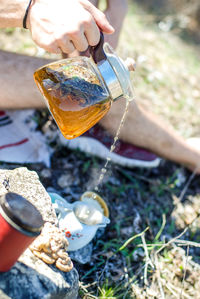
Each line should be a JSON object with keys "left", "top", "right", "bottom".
{"left": 104, "top": 44, "right": 136, "bottom": 100}
{"left": 0, "top": 192, "right": 44, "bottom": 233}
{"left": 89, "top": 33, "right": 135, "bottom": 101}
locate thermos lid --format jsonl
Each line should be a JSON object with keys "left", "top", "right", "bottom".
{"left": 0, "top": 192, "right": 44, "bottom": 233}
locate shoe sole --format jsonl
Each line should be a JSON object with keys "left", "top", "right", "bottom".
{"left": 60, "top": 135, "right": 161, "bottom": 168}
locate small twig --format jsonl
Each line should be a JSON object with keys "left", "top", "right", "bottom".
{"left": 180, "top": 245, "right": 190, "bottom": 299}
{"left": 96, "top": 258, "right": 109, "bottom": 298}
{"left": 156, "top": 226, "right": 188, "bottom": 255}
{"left": 82, "top": 260, "right": 105, "bottom": 280}
{"left": 142, "top": 236, "right": 148, "bottom": 286}
{"left": 98, "top": 258, "right": 108, "bottom": 283}
{"left": 79, "top": 281, "right": 97, "bottom": 289}
{"left": 154, "top": 253, "right": 165, "bottom": 299}
{"left": 117, "top": 167, "right": 156, "bottom": 185}
{"left": 156, "top": 209, "right": 200, "bottom": 255}
{"left": 79, "top": 281, "right": 98, "bottom": 299}
{"left": 136, "top": 236, "right": 200, "bottom": 250}
{"left": 166, "top": 282, "right": 191, "bottom": 299}
{"left": 178, "top": 169, "right": 196, "bottom": 202}
{"left": 141, "top": 233, "right": 154, "bottom": 286}
{"left": 135, "top": 243, "right": 166, "bottom": 249}
{"left": 117, "top": 227, "right": 149, "bottom": 252}
{"left": 165, "top": 282, "right": 180, "bottom": 298}
{"left": 154, "top": 214, "right": 166, "bottom": 242}
{"left": 135, "top": 238, "right": 200, "bottom": 249}
{"left": 122, "top": 263, "right": 146, "bottom": 298}
{"left": 122, "top": 256, "right": 131, "bottom": 299}
{"left": 174, "top": 239, "right": 200, "bottom": 248}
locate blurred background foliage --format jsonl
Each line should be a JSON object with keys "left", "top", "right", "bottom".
{"left": 135, "top": 0, "right": 200, "bottom": 43}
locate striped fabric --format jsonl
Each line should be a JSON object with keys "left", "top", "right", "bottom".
{"left": 0, "top": 110, "right": 51, "bottom": 166}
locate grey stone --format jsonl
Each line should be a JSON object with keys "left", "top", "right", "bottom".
{"left": 57, "top": 173, "right": 74, "bottom": 189}
{"left": 0, "top": 167, "right": 56, "bottom": 224}
{"left": 40, "top": 168, "right": 52, "bottom": 179}
{"left": 0, "top": 167, "right": 79, "bottom": 299}
{"left": 69, "top": 243, "right": 93, "bottom": 264}
{"left": 0, "top": 249, "right": 79, "bottom": 299}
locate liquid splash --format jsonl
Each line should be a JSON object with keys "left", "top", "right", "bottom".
{"left": 94, "top": 85, "right": 134, "bottom": 192}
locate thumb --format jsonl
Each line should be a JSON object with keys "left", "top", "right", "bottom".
{"left": 82, "top": 1, "right": 115, "bottom": 34}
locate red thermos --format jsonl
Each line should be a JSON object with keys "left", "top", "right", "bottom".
{"left": 0, "top": 192, "right": 44, "bottom": 272}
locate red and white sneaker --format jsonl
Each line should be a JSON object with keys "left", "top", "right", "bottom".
{"left": 59, "top": 124, "right": 160, "bottom": 168}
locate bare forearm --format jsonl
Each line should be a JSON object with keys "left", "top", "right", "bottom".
{"left": 106, "top": 0, "right": 128, "bottom": 20}
{"left": 0, "top": 50, "right": 50, "bottom": 109}
{"left": 0, "top": 0, "right": 28, "bottom": 28}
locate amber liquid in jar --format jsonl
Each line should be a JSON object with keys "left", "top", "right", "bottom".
{"left": 34, "top": 58, "right": 111, "bottom": 139}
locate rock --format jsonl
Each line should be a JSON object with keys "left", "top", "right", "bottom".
{"left": 40, "top": 168, "right": 52, "bottom": 179}
{"left": 69, "top": 243, "right": 93, "bottom": 264}
{"left": 0, "top": 167, "right": 79, "bottom": 299}
{"left": 57, "top": 173, "right": 75, "bottom": 189}
{"left": 0, "top": 167, "right": 56, "bottom": 223}
{"left": 0, "top": 249, "right": 79, "bottom": 299}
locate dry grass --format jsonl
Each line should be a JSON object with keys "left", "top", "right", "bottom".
{"left": 118, "top": 2, "right": 200, "bottom": 138}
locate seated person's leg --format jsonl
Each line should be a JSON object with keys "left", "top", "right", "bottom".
{"left": 103, "top": 0, "right": 128, "bottom": 49}
{"left": 0, "top": 50, "right": 49, "bottom": 109}
{"left": 1, "top": 46, "right": 200, "bottom": 172}
{"left": 100, "top": 98, "right": 200, "bottom": 173}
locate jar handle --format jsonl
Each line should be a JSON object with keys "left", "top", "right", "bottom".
{"left": 89, "top": 32, "right": 107, "bottom": 64}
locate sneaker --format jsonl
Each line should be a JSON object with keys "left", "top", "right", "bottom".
{"left": 59, "top": 124, "right": 161, "bottom": 168}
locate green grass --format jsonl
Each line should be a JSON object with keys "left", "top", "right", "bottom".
{"left": 98, "top": 280, "right": 134, "bottom": 299}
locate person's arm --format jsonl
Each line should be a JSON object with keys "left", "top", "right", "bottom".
{"left": 0, "top": 0, "right": 114, "bottom": 54}
{"left": 88, "top": 0, "right": 128, "bottom": 49}
{"left": 103, "top": 0, "right": 128, "bottom": 48}
{"left": 0, "top": 0, "right": 27, "bottom": 28}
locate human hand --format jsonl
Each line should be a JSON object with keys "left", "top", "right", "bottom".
{"left": 27, "top": 0, "right": 114, "bottom": 54}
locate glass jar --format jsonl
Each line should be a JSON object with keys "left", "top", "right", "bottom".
{"left": 34, "top": 57, "right": 111, "bottom": 139}
{"left": 34, "top": 33, "right": 135, "bottom": 140}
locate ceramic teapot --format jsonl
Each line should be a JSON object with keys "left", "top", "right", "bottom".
{"left": 34, "top": 33, "right": 135, "bottom": 140}
{"left": 49, "top": 192, "right": 110, "bottom": 251}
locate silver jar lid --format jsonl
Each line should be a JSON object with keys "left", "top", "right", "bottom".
{"left": 97, "top": 43, "right": 135, "bottom": 100}
{"left": 89, "top": 35, "right": 135, "bottom": 101}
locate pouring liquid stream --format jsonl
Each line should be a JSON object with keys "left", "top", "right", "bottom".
{"left": 94, "top": 87, "right": 134, "bottom": 192}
